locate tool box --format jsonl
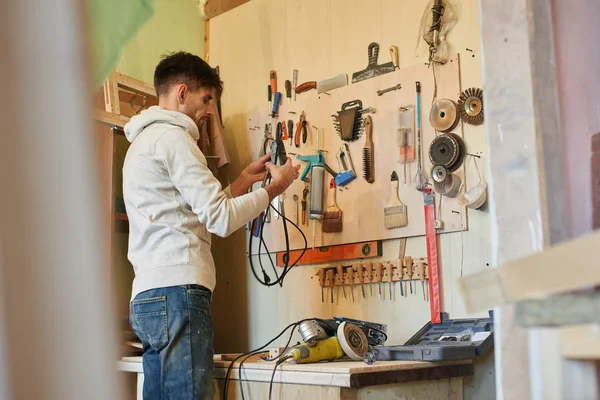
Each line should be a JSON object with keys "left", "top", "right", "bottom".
{"left": 363, "top": 311, "right": 494, "bottom": 364}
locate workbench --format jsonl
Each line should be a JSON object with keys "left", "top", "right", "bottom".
{"left": 118, "top": 355, "right": 473, "bottom": 399}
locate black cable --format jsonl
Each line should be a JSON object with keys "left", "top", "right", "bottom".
{"left": 222, "top": 322, "right": 298, "bottom": 400}
{"left": 268, "top": 355, "right": 292, "bottom": 400}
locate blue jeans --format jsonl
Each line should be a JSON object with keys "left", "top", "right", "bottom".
{"left": 129, "top": 285, "right": 214, "bottom": 400}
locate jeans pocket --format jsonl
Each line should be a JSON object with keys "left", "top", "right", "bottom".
{"left": 130, "top": 296, "right": 169, "bottom": 352}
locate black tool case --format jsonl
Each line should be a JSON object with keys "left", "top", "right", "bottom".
{"left": 363, "top": 311, "right": 494, "bottom": 364}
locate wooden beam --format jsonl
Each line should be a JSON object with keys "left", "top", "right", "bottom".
{"left": 93, "top": 110, "right": 129, "bottom": 128}
{"left": 114, "top": 72, "right": 156, "bottom": 96}
{"left": 459, "top": 229, "right": 600, "bottom": 313}
{"left": 203, "top": 0, "right": 252, "bottom": 20}
{"left": 560, "top": 325, "right": 600, "bottom": 360}
{"left": 204, "top": 18, "right": 210, "bottom": 62}
{"left": 516, "top": 290, "right": 600, "bottom": 328}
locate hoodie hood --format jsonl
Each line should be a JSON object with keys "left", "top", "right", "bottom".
{"left": 124, "top": 106, "right": 200, "bottom": 143}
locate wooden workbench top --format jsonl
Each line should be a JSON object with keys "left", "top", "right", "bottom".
{"left": 120, "top": 355, "right": 473, "bottom": 388}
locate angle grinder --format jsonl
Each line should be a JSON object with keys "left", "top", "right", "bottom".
{"left": 285, "top": 321, "right": 369, "bottom": 364}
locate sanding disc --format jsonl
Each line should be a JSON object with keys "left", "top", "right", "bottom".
{"left": 431, "top": 165, "right": 449, "bottom": 183}
{"left": 433, "top": 173, "right": 462, "bottom": 198}
{"left": 429, "top": 134, "right": 459, "bottom": 168}
{"left": 429, "top": 99, "right": 459, "bottom": 133}
{"left": 446, "top": 132, "right": 466, "bottom": 172}
{"left": 337, "top": 322, "right": 369, "bottom": 361}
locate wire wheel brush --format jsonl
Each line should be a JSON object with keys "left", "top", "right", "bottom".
{"left": 457, "top": 87, "right": 484, "bottom": 126}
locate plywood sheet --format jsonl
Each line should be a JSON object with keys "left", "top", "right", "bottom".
{"left": 249, "top": 56, "right": 466, "bottom": 252}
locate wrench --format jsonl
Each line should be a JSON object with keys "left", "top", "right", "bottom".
{"left": 377, "top": 84, "right": 402, "bottom": 96}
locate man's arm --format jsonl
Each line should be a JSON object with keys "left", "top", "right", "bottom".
{"left": 156, "top": 129, "right": 271, "bottom": 238}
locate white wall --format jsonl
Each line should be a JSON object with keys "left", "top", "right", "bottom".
{"left": 208, "top": 0, "right": 494, "bottom": 398}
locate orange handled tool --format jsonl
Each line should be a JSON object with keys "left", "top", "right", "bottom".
{"left": 418, "top": 259, "right": 427, "bottom": 301}
{"left": 396, "top": 259, "right": 404, "bottom": 297}
{"left": 374, "top": 262, "right": 383, "bottom": 300}
{"left": 406, "top": 256, "right": 414, "bottom": 294}
{"left": 336, "top": 265, "right": 346, "bottom": 299}
{"left": 365, "top": 261, "right": 373, "bottom": 297}
{"left": 318, "top": 268, "right": 325, "bottom": 303}
{"left": 386, "top": 262, "right": 393, "bottom": 300}
{"left": 354, "top": 264, "right": 365, "bottom": 299}
{"left": 347, "top": 266, "right": 355, "bottom": 302}
{"left": 270, "top": 70, "right": 277, "bottom": 93}
{"left": 326, "top": 269, "right": 334, "bottom": 303}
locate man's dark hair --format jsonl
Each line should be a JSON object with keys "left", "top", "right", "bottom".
{"left": 153, "top": 51, "right": 223, "bottom": 98}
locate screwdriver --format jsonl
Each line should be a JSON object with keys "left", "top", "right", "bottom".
{"left": 354, "top": 264, "right": 366, "bottom": 299}
{"left": 288, "top": 120, "right": 294, "bottom": 146}
{"left": 365, "top": 261, "right": 373, "bottom": 297}
{"left": 270, "top": 70, "right": 277, "bottom": 93}
{"left": 404, "top": 256, "right": 412, "bottom": 296}
{"left": 386, "top": 263, "right": 393, "bottom": 300}
{"left": 374, "top": 262, "right": 383, "bottom": 300}
{"left": 396, "top": 258, "right": 404, "bottom": 297}
{"left": 336, "top": 265, "right": 347, "bottom": 299}
{"left": 406, "top": 256, "right": 414, "bottom": 294}
{"left": 418, "top": 259, "right": 426, "bottom": 301}
{"left": 285, "top": 80, "right": 292, "bottom": 102}
{"left": 347, "top": 265, "right": 355, "bottom": 302}
{"left": 326, "top": 269, "right": 334, "bottom": 303}
{"left": 318, "top": 268, "right": 325, "bottom": 303}
{"left": 268, "top": 85, "right": 272, "bottom": 110}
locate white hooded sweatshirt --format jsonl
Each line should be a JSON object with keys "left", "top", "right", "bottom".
{"left": 123, "top": 106, "right": 269, "bottom": 300}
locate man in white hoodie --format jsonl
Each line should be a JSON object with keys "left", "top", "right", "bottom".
{"left": 123, "top": 52, "right": 299, "bottom": 400}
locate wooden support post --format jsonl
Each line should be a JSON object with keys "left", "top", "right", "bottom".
{"left": 478, "top": 0, "right": 569, "bottom": 398}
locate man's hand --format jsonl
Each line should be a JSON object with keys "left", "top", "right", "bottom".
{"left": 264, "top": 157, "right": 301, "bottom": 201}
{"left": 229, "top": 154, "right": 271, "bottom": 197}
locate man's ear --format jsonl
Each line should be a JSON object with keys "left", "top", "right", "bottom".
{"left": 175, "top": 84, "right": 187, "bottom": 104}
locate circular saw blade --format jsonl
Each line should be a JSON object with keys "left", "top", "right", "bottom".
{"left": 458, "top": 87, "right": 484, "bottom": 125}
{"left": 429, "top": 134, "right": 459, "bottom": 168}
{"left": 429, "top": 99, "right": 459, "bottom": 133}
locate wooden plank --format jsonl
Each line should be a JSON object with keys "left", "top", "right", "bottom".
{"left": 114, "top": 72, "right": 156, "bottom": 96}
{"left": 516, "top": 290, "right": 600, "bottom": 327}
{"left": 560, "top": 324, "right": 600, "bottom": 360}
{"left": 93, "top": 109, "right": 129, "bottom": 128}
{"left": 103, "top": 72, "right": 121, "bottom": 114}
{"left": 275, "top": 241, "right": 382, "bottom": 267}
{"left": 349, "top": 364, "right": 473, "bottom": 388}
{"left": 203, "top": 0, "right": 252, "bottom": 20}
{"left": 476, "top": 0, "right": 569, "bottom": 396}
{"left": 459, "top": 229, "right": 600, "bottom": 313}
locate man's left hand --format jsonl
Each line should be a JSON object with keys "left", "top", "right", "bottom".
{"left": 230, "top": 154, "right": 271, "bottom": 197}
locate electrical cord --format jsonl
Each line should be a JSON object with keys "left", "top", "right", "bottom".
{"left": 268, "top": 355, "right": 292, "bottom": 400}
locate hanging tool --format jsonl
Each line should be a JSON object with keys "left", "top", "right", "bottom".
{"left": 292, "top": 195, "right": 299, "bottom": 226}
{"left": 296, "top": 153, "right": 325, "bottom": 248}
{"left": 322, "top": 179, "right": 343, "bottom": 233}
{"left": 389, "top": 45, "right": 399, "bottom": 69}
{"left": 326, "top": 269, "right": 334, "bottom": 303}
{"left": 268, "top": 84, "right": 272, "bottom": 109}
{"left": 332, "top": 100, "right": 364, "bottom": 142}
{"left": 418, "top": 259, "right": 427, "bottom": 301}
{"left": 334, "top": 143, "right": 357, "bottom": 187}
{"left": 293, "top": 69, "right": 298, "bottom": 101}
{"left": 295, "top": 73, "right": 347, "bottom": 94}
{"left": 398, "top": 106, "right": 414, "bottom": 184}
{"left": 288, "top": 120, "right": 294, "bottom": 146}
{"left": 336, "top": 265, "right": 347, "bottom": 299}
{"left": 270, "top": 70, "right": 277, "bottom": 93}
{"left": 301, "top": 181, "right": 309, "bottom": 225}
{"left": 376, "top": 83, "right": 402, "bottom": 96}
{"left": 457, "top": 87, "right": 484, "bottom": 125}
{"left": 365, "top": 261, "right": 373, "bottom": 297}
{"left": 396, "top": 258, "right": 404, "bottom": 297}
{"left": 413, "top": 82, "right": 428, "bottom": 191}
{"left": 347, "top": 265, "right": 355, "bottom": 302}
{"left": 285, "top": 80, "right": 292, "bottom": 102}
{"left": 403, "top": 256, "right": 412, "bottom": 296}
{"left": 374, "top": 262, "right": 383, "bottom": 300}
{"left": 362, "top": 115, "right": 374, "bottom": 183}
{"left": 271, "top": 91, "right": 281, "bottom": 118}
{"left": 406, "top": 256, "right": 414, "bottom": 294}
{"left": 354, "top": 264, "right": 366, "bottom": 299}
{"left": 429, "top": 99, "right": 459, "bottom": 133}
{"left": 386, "top": 263, "right": 393, "bottom": 300}
{"left": 318, "top": 268, "right": 325, "bottom": 303}
{"left": 429, "top": 134, "right": 462, "bottom": 171}
{"left": 423, "top": 188, "right": 441, "bottom": 323}
{"left": 295, "top": 111, "right": 306, "bottom": 148}
{"left": 352, "top": 42, "right": 396, "bottom": 83}
{"left": 384, "top": 171, "right": 408, "bottom": 229}
{"left": 281, "top": 121, "right": 288, "bottom": 140}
